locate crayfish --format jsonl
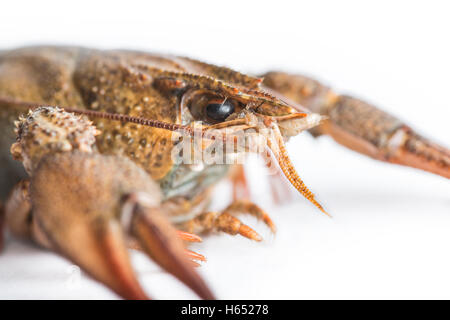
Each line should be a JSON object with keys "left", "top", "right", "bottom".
{"left": 0, "top": 46, "right": 448, "bottom": 299}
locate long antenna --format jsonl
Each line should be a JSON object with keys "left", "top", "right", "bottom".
{"left": 0, "top": 96, "right": 236, "bottom": 142}
{"left": 64, "top": 107, "right": 193, "bottom": 134}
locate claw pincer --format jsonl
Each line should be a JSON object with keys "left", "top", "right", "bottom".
{"left": 262, "top": 72, "right": 450, "bottom": 179}
{"left": 6, "top": 107, "right": 214, "bottom": 300}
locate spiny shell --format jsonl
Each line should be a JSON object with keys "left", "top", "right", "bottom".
{"left": 11, "top": 106, "right": 100, "bottom": 174}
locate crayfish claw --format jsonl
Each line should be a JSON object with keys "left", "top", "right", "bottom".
{"left": 9, "top": 106, "right": 215, "bottom": 300}
{"left": 128, "top": 198, "right": 214, "bottom": 299}
{"left": 28, "top": 153, "right": 154, "bottom": 300}
{"left": 28, "top": 151, "right": 214, "bottom": 299}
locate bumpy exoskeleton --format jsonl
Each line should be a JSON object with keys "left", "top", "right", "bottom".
{"left": 0, "top": 46, "right": 448, "bottom": 299}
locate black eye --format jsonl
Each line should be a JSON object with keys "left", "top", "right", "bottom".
{"left": 205, "top": 100, "right": 235, "bottom": 122}
{"left": 182, "top": 90, "right": 240, "bottom": 124}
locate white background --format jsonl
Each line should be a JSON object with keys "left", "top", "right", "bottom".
{"left": 0, "top": 0, "right": 449, "bottom": 299}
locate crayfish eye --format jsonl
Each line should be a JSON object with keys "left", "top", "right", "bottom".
{"left": 182, "top": 89, "right": 240, "bottom": 124}
{"left": 205, "top": 100, "right": 235, "bottom": 122}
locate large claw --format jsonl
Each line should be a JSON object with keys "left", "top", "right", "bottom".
{"left": 262, "top": 72, "right": 450, "bottom": 179}
{"left": 29, "top": 152, "right": 151, "bottom": 299}
{"left": 9, "top": 106, "right": 214, "bottom": 299}
{"left": 385, "top": 126, "right": 450, "bottom": 179}
{"left": 28, "top": 151, "right": 213, "bottom": 299}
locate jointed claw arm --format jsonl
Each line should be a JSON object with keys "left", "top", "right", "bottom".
{"left": 4, "top": 107, "right": 214, "bottom": 300}
{"left": 262, "top": 72, "right": 450, "bottom": 179}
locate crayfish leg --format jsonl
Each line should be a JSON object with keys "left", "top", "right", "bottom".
{"left": 178, "top": 200, "right": 276, "bottom": 241}
{"left": 129, "top": 230, "right": 205, "bottom": 265}
{"left": 177, "top": 230, "right": 203, "bottom": 243}
{"left": 230, "top": 162, "right": 291, "bottom": 206}
{"left": 229, "top": 164, "right": 251, "bottom": 201}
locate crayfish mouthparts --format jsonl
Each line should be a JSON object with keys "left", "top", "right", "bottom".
{"left": 265, "top": 115, "right": 330, "bottom": 216}
{"left": 189, "top": 110, "right": 330, "bottom": 216}
{"left": 212, "top": 110, "right": 329, "bottom": 216}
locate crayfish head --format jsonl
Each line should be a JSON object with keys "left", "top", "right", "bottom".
{"left": 163, "top": 69, "right": 328, "bottom": 214}
{"left": 225, "top": 107, "right": 329, "bottom": 215}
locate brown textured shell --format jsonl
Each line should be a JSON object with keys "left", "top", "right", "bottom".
{"left": 0, "top": 46, "right": 294, "bottom": 189}
{"left": 11, "top": 106, "right": 99, "bottom": 174}
{"left": 72, "top": 50, "right": 179, "bottom": 180}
